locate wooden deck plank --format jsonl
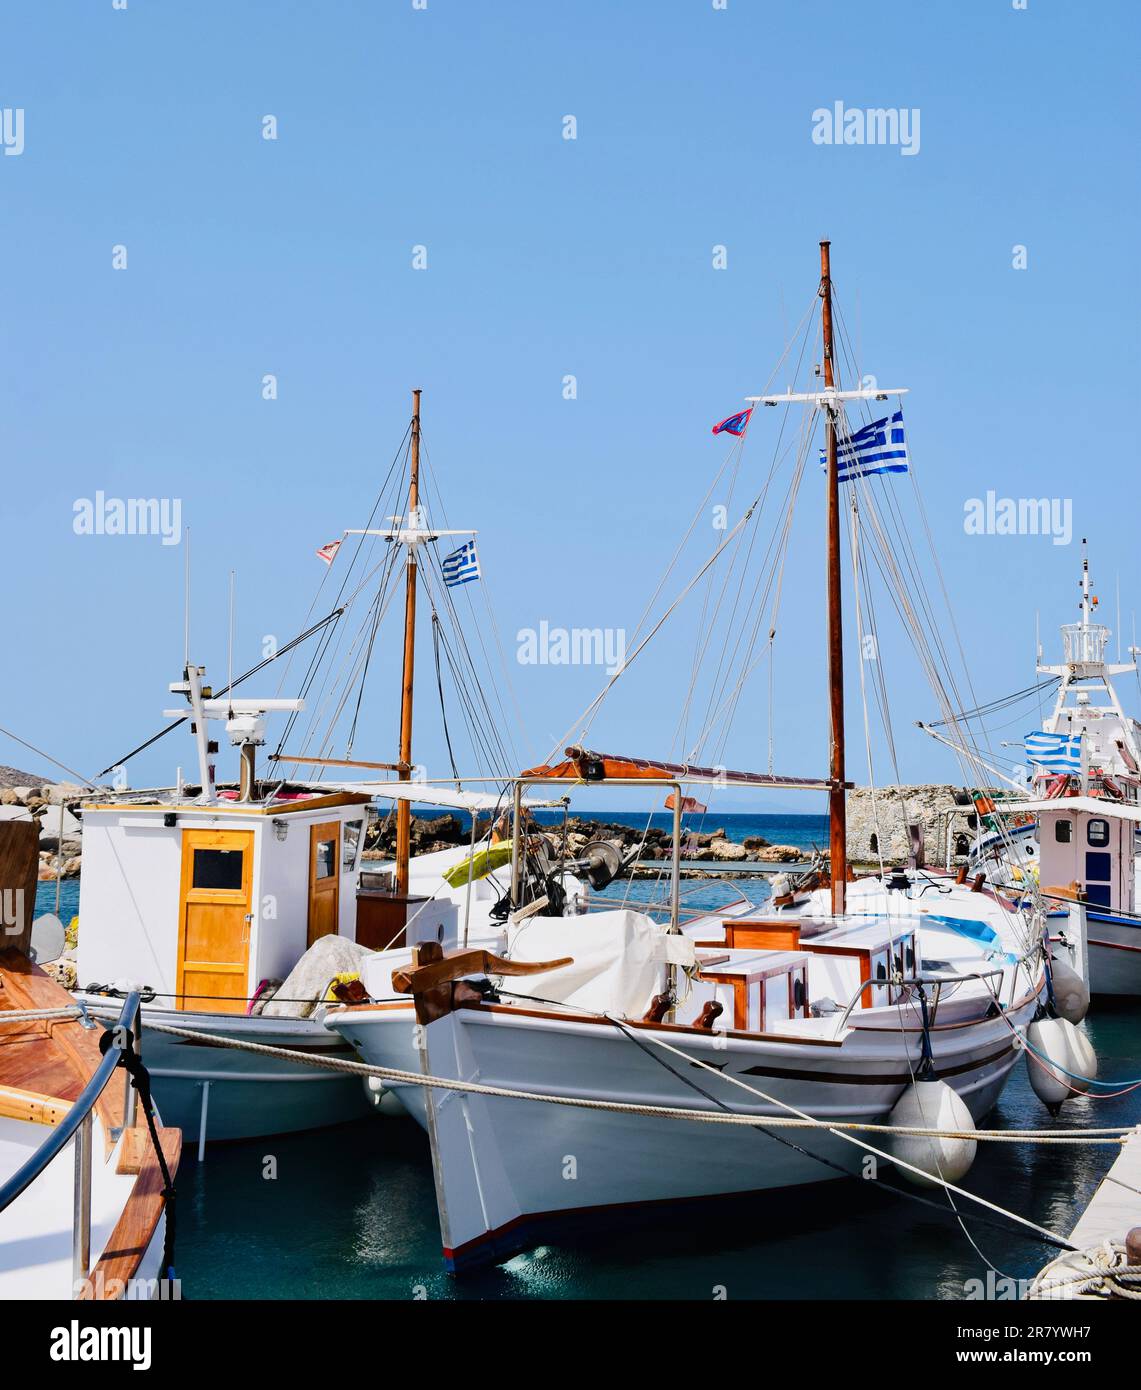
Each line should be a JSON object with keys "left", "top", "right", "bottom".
{"left": 80, "top": 1129, "right": 182, "bottom": 1299}
{"left": 0, "top": 950, "right": 125, "bottom": 1146}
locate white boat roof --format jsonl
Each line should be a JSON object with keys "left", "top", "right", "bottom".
{"left": 1010, "top": 796, "right": 1141, "bottom": 823}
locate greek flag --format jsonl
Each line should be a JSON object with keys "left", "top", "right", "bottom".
{"left": 1024, "top": 730, "right": 1083, "bottom": 773}
{"left": 820, "top": 408, "right": 909, "bottom": 482}
{"left": 441, "top": 540, "right": 480, "bottom": 588}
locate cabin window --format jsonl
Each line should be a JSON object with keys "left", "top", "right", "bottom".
{"left": 315, "top": 837, "right": 337, "bottom": 880}
{"left": 869, "top": 833, "right": 879, "bottom": 856}
{"left": 342, "top": 820, "right": 363, "bottom": 872}
{"left": 1087, "top": 819, "right": 1109, "bottom": 847}
{"left": 1054, "top": 820, "right": 1072, "bottom": 844}
{"left": 192, "top": 848, "right": 244, "bottom": 892}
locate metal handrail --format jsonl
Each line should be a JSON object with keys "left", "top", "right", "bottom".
{"left": 834, "top": 967, "right": 1007, "bottom": 1033}
{"left": 0, "top": 991, "right": 140, "bottom": 1214}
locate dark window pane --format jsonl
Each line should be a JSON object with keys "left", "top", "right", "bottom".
{"left": 192, "top": 848, "right": 243, "bottom": 891}
{"left": 1054, "top": 820, "right": 1072, "bottom": 844}
{"left": 1087, "top": 818, "right": 1109, "bottom": 847}
{"left": 1085, "top": 851, "right": 1111, "bottom": 883}
{"left": 1086, "top": 882, "right": 1112, "bottom": 908}
{"left": 315, "top": 838, "right": 336, "bottom": 879}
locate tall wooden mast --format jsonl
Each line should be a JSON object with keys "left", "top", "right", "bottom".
{"left": 819, "top": 241, "right": 847, "bottom": 914}
{"left": 395, "top": 388, "right": 422, "bottom": 896}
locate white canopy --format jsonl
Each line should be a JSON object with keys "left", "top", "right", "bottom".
{"left": 1009, "top": 797, "right": 1141, "bottom": 824}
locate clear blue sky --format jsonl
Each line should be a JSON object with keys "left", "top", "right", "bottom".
{"left": 1, "top": 1, "right": 1137, "bottom": 814}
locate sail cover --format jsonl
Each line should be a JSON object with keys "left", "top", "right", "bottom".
{"left": 519, "top": 746, "right": 834, "bottom": 791}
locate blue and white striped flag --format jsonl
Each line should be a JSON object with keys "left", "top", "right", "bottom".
{"left": 441, "top": 540, "right": 481, "bottom": 588}
{"left": 820, "top": 408, "right": 909, "bottom": 482}
{"left": 1024, "top": 730, "right": 1083, "bottom": 773}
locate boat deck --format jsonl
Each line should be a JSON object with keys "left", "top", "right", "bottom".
{"left": 0, "top": 950, "right": 181, "bottom": 1299}
{"left": 0, "top": 949, "right": 123, "bottom": 1141}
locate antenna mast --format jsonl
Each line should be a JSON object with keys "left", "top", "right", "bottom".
{"left": 183, "top": 527, "right": 191, "bottom": 668}
{"left": 820, "top": 240, "right": 847, "bottom": 913}
{"left": 395, "top": 389, "right": 422, "bottom": 896}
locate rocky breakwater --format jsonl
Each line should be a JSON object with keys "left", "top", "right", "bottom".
{"left": 359, "top": 811, "right": 807, "bottom": 875}
{"left": 0, "top": 773, "right": 87, "bottom": 880}
{"left": 548, "top": 818, "right": 805, "bottom": 875}
{"left": 360, "top": 811, "right": 477, "bottom": 862}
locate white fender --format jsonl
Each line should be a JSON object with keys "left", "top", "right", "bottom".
{"left": 1047, "top": 954, "right": 1090, "bottom": 1025}
{"left": 887, "top": 1079, "right": 977, "bottom": 1188}
{"left": 1026, "top": 1016, "right": 1098, "bottom": 1109}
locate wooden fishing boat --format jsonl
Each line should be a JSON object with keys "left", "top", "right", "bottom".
{"left": 69, "top": 391, "right": 577, "bottom": 1144}
{"left": 326, "top": 242, "right": 1051, "bottom": 1271}
{"left": 0, "top": 827, "right": 180, "bottom": 1299}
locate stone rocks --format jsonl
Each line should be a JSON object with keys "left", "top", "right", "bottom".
{"left": 754, "top": 844, "right": 803, "bottom": 863}
{"left": 410, "top": 813, "right": 463, "bottom": 845}
{"left": 742, "top": 835, "right": 771, "bottom": 850}
{"left": 41, "top": 783, "right": 86, "bottom": 805}
{"left": 709, "top": 838, "right": 748, "bottom": 861}
{"left": 37, "top": 851, "right": 82, "bottom": 880}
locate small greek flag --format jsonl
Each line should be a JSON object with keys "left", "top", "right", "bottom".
{"left": 441, "top": 540, "right": 480, "bottom": 588}
{"left": 1024, "top": 730, "right": 1083, "bottom": 773}
{"left": 821, "top": 408, "right": 909, "bottom": 482}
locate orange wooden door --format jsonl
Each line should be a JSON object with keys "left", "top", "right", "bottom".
{"left": 307, "top": 821, "right": 340, "bottom": 947}
{"left": 176, "top": 829, "right": 254, "bottom": 1014}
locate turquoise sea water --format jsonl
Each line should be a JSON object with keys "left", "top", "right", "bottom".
{"left": 38, "top": 813, "right": 1141, "bottom": 1300}
{"left": 170, "top": 1002, "right": 1139, "bottom": 1301}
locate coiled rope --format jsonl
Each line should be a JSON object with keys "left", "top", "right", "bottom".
{"left": 1026, "top": 1242, "right": 1141, "bottom": 1301}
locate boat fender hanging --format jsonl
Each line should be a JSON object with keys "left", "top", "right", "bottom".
{"left": 1026, "top": 1016, "right": 1098, "bottom": 1113}
{"left": 887, "top": 1079, "right": 977, "bottom": 1188}
{"left": 1046, "top": 952, "right": 1090, "bottom": 1025}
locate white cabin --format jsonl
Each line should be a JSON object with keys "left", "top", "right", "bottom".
{"left": 76, "top": 791, "right": 378, "bottom": 1012}
{"left": 1023, "top": 796, "right": 1138, "bottom": 915}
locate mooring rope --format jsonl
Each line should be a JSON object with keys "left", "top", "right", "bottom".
{"left": 0, "top": 1007, "right": 84, "bottom": 1023}
{"left": 136, "top": 1016, "right": 1129, "bottom": 1145}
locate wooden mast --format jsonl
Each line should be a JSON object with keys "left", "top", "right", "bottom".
{"left": 395, "top": 388, "right": 422, "bottom": 896}
{"left": 819, "top": 240, "right": 847, "bottom": 914}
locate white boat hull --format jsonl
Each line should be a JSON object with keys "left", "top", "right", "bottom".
{"left": 1085, "top": 911, "right": 1141, "bottom": 996}
{"left": 77, "top": 997, "right": 372, "bottom": 1144}
{"left": 332, "top": 990, "right": 1035, "bottom": 1270}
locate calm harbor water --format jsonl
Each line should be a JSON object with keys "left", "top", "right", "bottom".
{"left": 37, "top": 813, "right": 1141, "bottom": 1300}
{"left": 170, "top": 1001, "right": 1138, "bottom": 1300}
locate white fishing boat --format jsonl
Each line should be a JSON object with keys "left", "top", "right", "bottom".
{"left": 953, "top": 546, "right": 1141, "bottom": 994}
{"left": 70, "top": 391, "right": 561, "bottom": 1144}
{"left": 327, "top": 242, "right": 1052, "bottom": 1270}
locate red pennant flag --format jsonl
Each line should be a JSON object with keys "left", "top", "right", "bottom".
{"left": 316, "top": 539, "right": 342, "bottom": 566}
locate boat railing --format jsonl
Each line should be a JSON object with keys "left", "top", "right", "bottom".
{"left": 834, "top": 966, "right": 1008, "bottom": 1034}
{"left": 0, "top": 990, "right": 141, "bottom": 1290}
